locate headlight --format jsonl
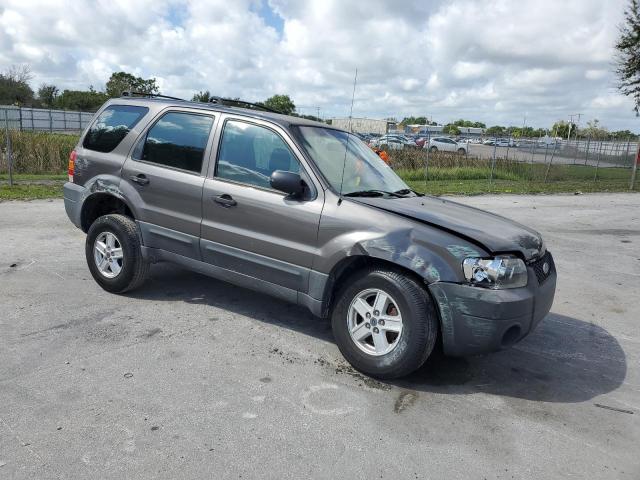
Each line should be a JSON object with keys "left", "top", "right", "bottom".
{"left": 462, "top": 256, "right": 528, "bottom": 289}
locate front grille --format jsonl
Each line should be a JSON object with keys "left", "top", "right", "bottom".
{"left": 530, "top": 251, "right": 555, "bottom": 285}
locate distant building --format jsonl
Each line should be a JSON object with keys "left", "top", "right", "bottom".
{"left": 330, "top": 117, "right": 397, "bottom": 135}
{"left": 404, "top": 124, "right": 484, "bottom": 137}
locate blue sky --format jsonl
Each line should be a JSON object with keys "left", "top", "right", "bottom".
{"left": 252, "top": 0, "right": 284, "bottom": 34}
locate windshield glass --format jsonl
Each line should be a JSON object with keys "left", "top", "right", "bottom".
{"left": 296, "top": 126, "right": 410, "bottom": 195}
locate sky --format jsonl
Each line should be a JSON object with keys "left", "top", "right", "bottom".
{"left": 0, "top": 0, "right": 637, "bottom": 131}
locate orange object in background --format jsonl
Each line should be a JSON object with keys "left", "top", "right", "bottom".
{"left": 370, "top": 145, "right": 390, "bottom": 164}
{"left": 378, "top": 150, "right": 390, "bottom": 164}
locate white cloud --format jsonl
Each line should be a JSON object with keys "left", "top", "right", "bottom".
{"left": 0, "top": 0, "right": 637, "bottom": 130}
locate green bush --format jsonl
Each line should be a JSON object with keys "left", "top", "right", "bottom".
{"left": 0, "top": 130, "right": 79, "bottom": 174}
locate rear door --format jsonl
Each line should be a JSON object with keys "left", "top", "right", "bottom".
{"left": 200, "top": 116, "right": 324, "bottom": 292}
{"left": 121, "top": 109, "right": 216, "bottom": 259}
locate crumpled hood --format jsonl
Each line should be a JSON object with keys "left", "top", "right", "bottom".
{"left": 351, "top": 195, "right": 544, "bottom": 260}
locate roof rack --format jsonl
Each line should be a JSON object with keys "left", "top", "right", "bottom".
{"left": 208, "top": 96, "right": 282, "bottom": 114}
{"left": 121, "top": 91, "right": 186, "bottom": 102}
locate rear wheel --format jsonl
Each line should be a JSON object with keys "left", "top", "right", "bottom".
{"left": 85, "top": 214, "right": 149, "bottom": 293}
{"left": 331, "top": 267, "right": 438, "bottom": 379}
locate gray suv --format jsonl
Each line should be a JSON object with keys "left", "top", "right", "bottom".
{"left": 63, "top": 95, "right": 556, "bottom": 379}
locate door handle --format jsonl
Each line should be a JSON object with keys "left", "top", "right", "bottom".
{"left": 213, "top": 194, "right": 237, "bottom": 207}
{"left": 130, "top": 174, "right": 150, "bottom": 186}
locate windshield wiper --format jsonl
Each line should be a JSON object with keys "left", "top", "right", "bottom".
{"left": 394, "top": 188, "right": 423, "bottom": 197}
{"left": 344, "top": 189, "right": 406, "bottom": 198}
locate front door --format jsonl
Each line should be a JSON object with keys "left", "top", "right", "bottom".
{"left": 121, "top": 110, "right": 216, "bottom": 259}
{"left": 201, "top": 117, "right": 324, "bottom": 292}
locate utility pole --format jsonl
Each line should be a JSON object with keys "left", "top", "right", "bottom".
{"left": 567, "top": 113, "right": 582, "bottom": 141}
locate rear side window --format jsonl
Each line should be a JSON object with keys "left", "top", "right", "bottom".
{"left": 135, "top": 112, "right": 214, "bottom": 173}
{"left": 83, "top": 105, "right": 148, "bottom": 153}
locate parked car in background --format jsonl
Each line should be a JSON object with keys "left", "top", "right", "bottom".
{"left": 425, "top": 137, "right": 467, "bottom": 154}
{"left": 371, "top": 134, "right": 415, "bottom": 150}
{"left": 495, "top": 138, "right": 518, "bottom": 147}
{"left": 483, "top": 138, "right": 517, "bottom": 147}
{"left": 414, "top": 137, "right": 427, "bottom": 148}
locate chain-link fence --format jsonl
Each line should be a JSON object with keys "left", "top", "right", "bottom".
{"left": 0, "top": 105, "right": 95, "bottom": 133}
{"left": 1, "top": 106, "right": 639, "bottom": 193}
{"left": 383, "top": 132, "right": 640, "bottom": 193}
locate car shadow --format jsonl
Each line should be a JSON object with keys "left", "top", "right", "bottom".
{"left": 393, "top": 312, "right": 627, "bottom": 403}
{"left": 129, "top": 263, "right": 626, "bottom": 404}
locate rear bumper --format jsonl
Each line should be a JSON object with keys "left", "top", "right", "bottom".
{"left": 63, "top": 182, "right": 86, "bottom": 229}
{"left": 428, "top": 257, "right": 556, "bottom": 356}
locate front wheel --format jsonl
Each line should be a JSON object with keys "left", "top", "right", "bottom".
{"left": 429, "top": 146, "right": 438, "bottom": 152}
{"left": 458, "top": 148, "right": 466, "bottom": 154}
{"left": 85, "top": 214, "right": 149, "bottom": 293}
{"left": 331, "top": 268, "right": 438, "bottom": 379}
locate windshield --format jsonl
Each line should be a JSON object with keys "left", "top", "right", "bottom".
{"left": 296, "top": 126, "right": 410, "bottom": 196}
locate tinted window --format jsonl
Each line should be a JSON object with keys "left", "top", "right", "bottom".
{"left": 216, "top": 120, "right": 299, "bottom": 189}
{"left": 137, "top": 112, "right": 214, "bottom": 173}
{"left": 83, "top": 105, "right": 148, "bottom": 153}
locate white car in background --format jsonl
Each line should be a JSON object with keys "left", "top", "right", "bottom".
{"left": 371, "top": 134, "right": 414, "bottom": 150}
{"left": 425, "top": 137, "right": 467, "bottom": 154}
{"left": 495, "top": 138, "right": 517, "bottom": 147}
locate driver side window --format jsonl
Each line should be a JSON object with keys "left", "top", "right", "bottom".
{"left": 215, "top": 120, "right": 300, "bottom": 189}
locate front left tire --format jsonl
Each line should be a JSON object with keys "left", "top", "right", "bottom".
{"left": 331, "top": 267, "right": 439, "bottom": 379}
{"left": 85, "top": 214, "right": 149, "bottom": 293}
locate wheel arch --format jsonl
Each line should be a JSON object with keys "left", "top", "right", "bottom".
{"left": 320, "top": 255, "right": 435, "bottom": 319}
{"left": 80, "top": 193, "right": 136, "bottom": 233}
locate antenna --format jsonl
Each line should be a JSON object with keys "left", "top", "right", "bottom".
{"left": 338, "top": 68, "right": 358, "bottom": 198}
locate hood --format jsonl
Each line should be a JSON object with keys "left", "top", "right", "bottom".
{"left": 351, "top": 195, "right": 544, "bottom": 260}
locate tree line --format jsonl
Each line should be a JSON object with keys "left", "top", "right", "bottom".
{"left": 0, "top": 66, "right": 323, "bottom": 123}
{"left": 0, "top": 67, "right": 160, "bottom": 111}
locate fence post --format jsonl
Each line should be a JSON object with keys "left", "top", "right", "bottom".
{"left": 631, "top": 142, "right": 639, "bottom": 191}
{"left": 489, "top": 136, "right": 497, "bottom": 185}
{"left": 4, "top": 109, "right": 13, "bottom": 187}
{"left": 573, "top": 135, "right": 580, "bottom": 165}
{"left": 49, "top": 109, "right": 53, "bottom": 133}
{"left": 584, "top": 135, "right": 591, "bottom": 166}
{"left": 593, "top": 138, "right": 603, "bottom": 182}
{"left": 63, "top": 110, "right": 67, "bottom": 131}
{"left": 18, "top": 107, "right": 23, "bottom": 132}
{"left": 543, "top": 141, "right": 558, "bottom": 183}
{"left": 78, "top": 111, "right": 82, "bottom": 131}
{"left": 424, "top": 130, "right": 431, "bottom": 185}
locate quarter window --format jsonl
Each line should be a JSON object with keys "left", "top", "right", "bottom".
{"left": 135, "top": 112, "right": 214, "bottom": 173}
{"left": 83, "top": 105, "right": 148, "bottom": 153}
{"left": 216, "top": 120, "right": 300, "bottom": 189}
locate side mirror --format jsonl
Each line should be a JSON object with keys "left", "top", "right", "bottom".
{"left": 270, "top": 170, "right": 305, "bottom": 198}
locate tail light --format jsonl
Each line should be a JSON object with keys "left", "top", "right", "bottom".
{"left": 68, "top": 150, "right": 77, "bottom": 182}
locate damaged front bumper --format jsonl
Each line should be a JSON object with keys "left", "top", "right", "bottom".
{"left": 428, "top": 255, "right": 556, "bottom": 356}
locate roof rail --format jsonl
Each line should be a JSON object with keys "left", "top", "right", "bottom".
{"left": 121, "top": 91, "right": 186, "bottom": 102}
{"left": 208, "top": 96, "right": 282, "bottom": 114}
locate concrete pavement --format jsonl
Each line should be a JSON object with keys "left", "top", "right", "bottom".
{"left": 0, "top": 193, "right": 638, "bottom": 479}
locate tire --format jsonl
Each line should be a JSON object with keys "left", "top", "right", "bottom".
{"left": 85, "top": 214, "right": 149, "bottom": 293}
{"left": 331, "top": 267, "right": 438, "bottom": 379}
{"left": 458, "top": 148, "right": 466, "bottom": 154}
{"left": 429, "top": 146, "right": 438, "bottom": 152}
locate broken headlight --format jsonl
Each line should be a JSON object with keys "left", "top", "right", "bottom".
{"left": 462, "top": 256, "right": 527, "bottom": 289}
